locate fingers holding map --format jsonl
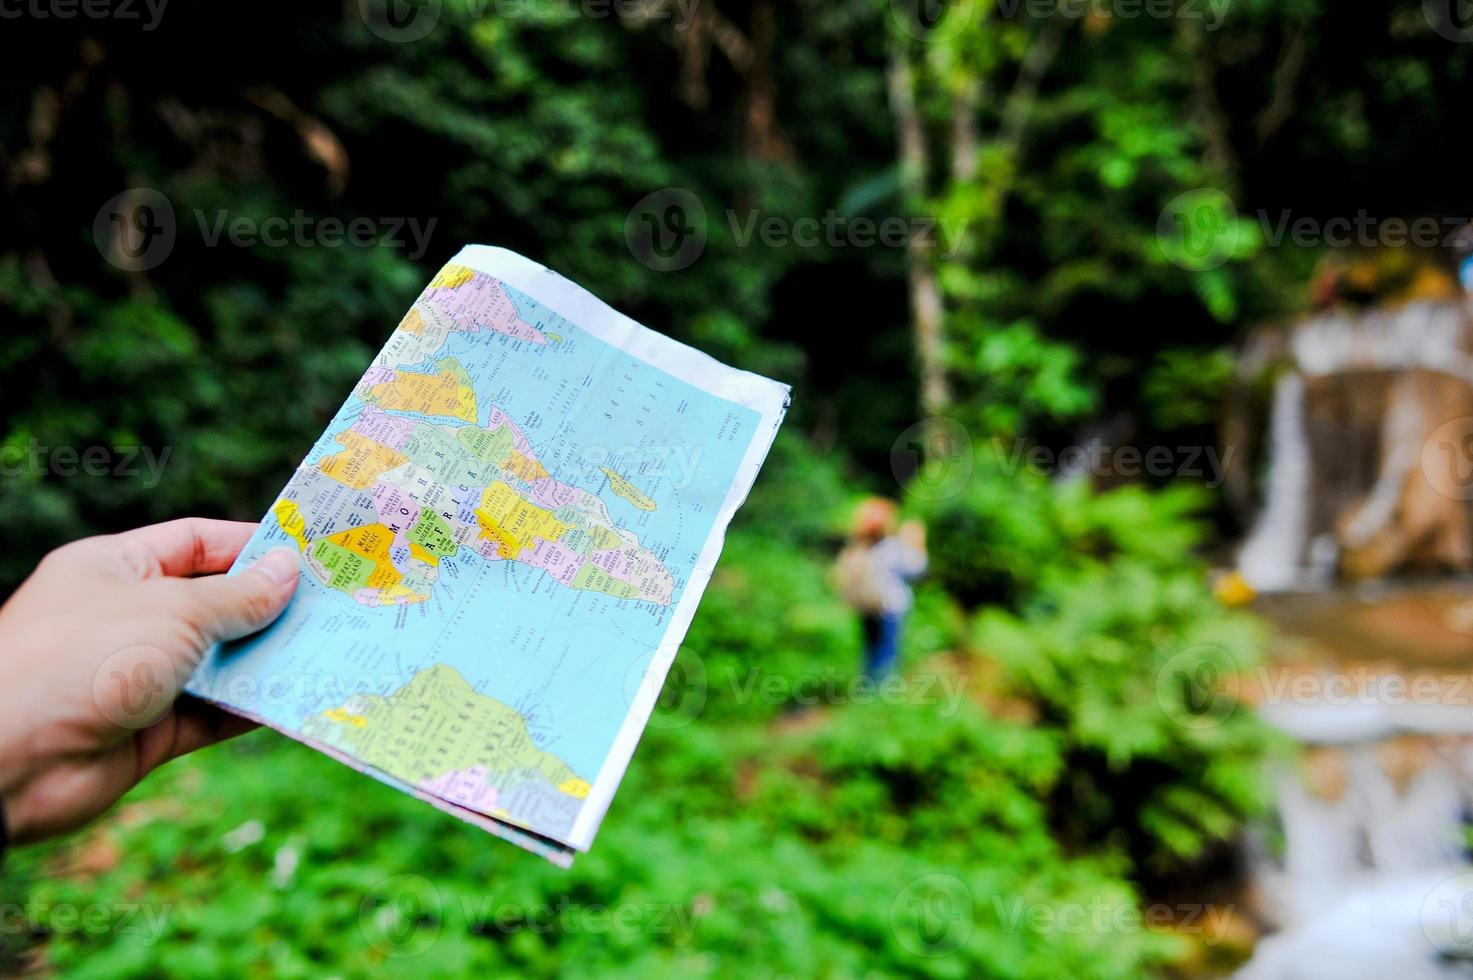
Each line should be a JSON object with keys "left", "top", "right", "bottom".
{"left": 187, "top": 246, "right": 790, "bottom": 865}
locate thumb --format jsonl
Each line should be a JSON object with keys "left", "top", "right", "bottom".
{"left": 181, "top": 547, "right": 301, "bottom": 647}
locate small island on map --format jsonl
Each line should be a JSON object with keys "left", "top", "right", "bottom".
{"left": 600, "top": 467, "right": 657, "bottom": 511}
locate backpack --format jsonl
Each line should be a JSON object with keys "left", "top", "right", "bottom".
{"left": 833, "top": 543, "right": 888, "bottom": 614}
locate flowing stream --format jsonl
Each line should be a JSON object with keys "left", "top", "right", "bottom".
{"left": 1229, "top": 299, "right": 1473, "bottom": 976}
{"left": 1237, "top": 707, "right": 1473, "bottom": 978}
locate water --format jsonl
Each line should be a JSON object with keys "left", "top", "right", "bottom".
{"left": 1227, "top": 298, "right": 1473, "bottom": 974}
{"left": 1239, "top": 372, "right": 1312, "bottom": 591}
{"left": 1236, "top": 706, "right": 1473, "bottom": 977}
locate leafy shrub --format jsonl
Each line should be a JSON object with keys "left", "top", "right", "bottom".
{"left": 925, "top": 469, "right": 1279, "bottom": 871}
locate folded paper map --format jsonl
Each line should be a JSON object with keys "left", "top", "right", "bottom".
{"left": 187, "top": 245, "right": 789, "bottom": 865}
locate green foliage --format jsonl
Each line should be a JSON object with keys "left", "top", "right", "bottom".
{"left": 970, "top": 484, "right": 1276, "bottom": 868}
{"left": 912, "top": 454, "right": 1210, "bottom": 610}
{"left": 1141, "top": 348, "right": 1236, "bottom": 431}
{"left": 2, "top": 624, "right": 1182, "bottom": 980}
{"left": 912, "top": 451, "right": 1275, "bottom": 871}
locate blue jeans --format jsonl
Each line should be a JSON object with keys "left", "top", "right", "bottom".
{"left": 861, "top": 612, "right": 903, "bottom": 679}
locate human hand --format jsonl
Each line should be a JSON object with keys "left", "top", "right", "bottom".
{"left": 0, "top": 519, "right": 299, "bottom": 845}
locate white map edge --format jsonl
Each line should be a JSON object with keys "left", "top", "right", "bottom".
{"left": 451, "top": 245, "right": 792, "bottom": 852}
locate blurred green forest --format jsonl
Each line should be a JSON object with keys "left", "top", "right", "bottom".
{"left": 2, "top": 0, "right": 1471, "bottom": 975}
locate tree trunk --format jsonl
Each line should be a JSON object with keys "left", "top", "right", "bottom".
{"left": 886, "top": 41, "right": 950, "bottom": 417}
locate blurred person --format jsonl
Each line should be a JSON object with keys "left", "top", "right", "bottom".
{"left": 833, "top": 498, "right": 926, "bottom": 679}
{"left": 0, "top": 519, "right": 298, "bottom": 849}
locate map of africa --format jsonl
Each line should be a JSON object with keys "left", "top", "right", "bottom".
{"left": 187, "top": 247, "right": 788, "bottom": 862}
